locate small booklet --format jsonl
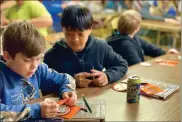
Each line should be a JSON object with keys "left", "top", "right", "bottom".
{"left": 120, "top": 78, "right": 179, "bottom": 99}
{"left": 142, "top": 79, "right": 179, "bottom": 99}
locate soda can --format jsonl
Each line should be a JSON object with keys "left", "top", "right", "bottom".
{"left": 127, "top": 75, "right": 141, "bottom": 103}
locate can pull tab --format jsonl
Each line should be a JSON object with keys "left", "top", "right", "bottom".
{"left": 130, "top": 75, "right": 140, "bottom": 79}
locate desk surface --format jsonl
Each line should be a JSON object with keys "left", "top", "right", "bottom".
{"left": 30, "top": 54, "right": 180, "bottom": 121}
{"left": 76, "top": 54, "right": 180, "bottom": 121}
{"left": 141, "top": 20, "right": 181, "bottom": 33}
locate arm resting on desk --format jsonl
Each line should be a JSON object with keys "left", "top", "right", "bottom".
{"left": 120, "top": 44, "right": 143, "bottom": 66}
{"left": 103, "top": 44, "right": 128, "bottom": 83}
{"left": 140, "top": 36, "right": 166, "bottom": 57}
{"left": 38, "top": 63, "right": 73, "bottom": 98}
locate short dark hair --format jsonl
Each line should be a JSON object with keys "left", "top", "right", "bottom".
{"left": 2, "top": 21, "right": 46, "bottom": 58}
{"left": 61, "top": 4, "right": 93, "bottom": 31}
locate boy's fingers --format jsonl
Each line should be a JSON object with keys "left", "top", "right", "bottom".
{"left": 49, "top": 103, "right": 59, "bottom": 109}
{"left": 45, "top": 99, "right": 57, "bottom": 105}
{"left": 97, "top": 75, "right": 104, "bottom": 82}
{"left": 64, "top": 95, "right": 69, "bottom": 99}
{"left": 44, "top": 99, "right": 54, "bottom": 102}
{"left": 44, "top": 113, "right": 56, "bottom": 118}
{"left": 66, "top": 98, "right": 75, "bottom": 106}
{"left": 80, "top": 83, "right": 88, "bottom": 87}
{"left": 78, "top": 72, "right": 90, "bottom": 76}
{"left": 92, "top": 75, "right": 106, "bottom": 87}
{"left": 91, "top": 70, "right": 102, "bottom": 77}
{"left": 79, "top": 83, "right": 89, "bottom": 87}
{"left": 63, "top": 92, "right": 77, "bottom": 106}
{"left": 90, "top": 69, "right": 99, "bottom": 73}
{"left": 77, "top": 77, "right": 92, "bottom": 87}
{"left": 92, "top": 79, "right": 100, "bottom": 86}
{"left": 83, "top": 79, "right": 92, "bottom": 83}
{"left": 82, "top": 72, "right": 93, "bottom": 78}
{"left": 62, "top": 92, "right": 69, "bottom": 99}
{"left": 92, "top": 73, "right": 102, "bottom": 82}
{"left": 63, "top": 91, "right": 77, "bottom": 99}
{"left": 100, "top": 82, "right": 107, "bottom": 87}
{"left": 69, "top": 91, "right": 77, "bottom": 97}
{"left": 48, "top": 108, "right": 59, "bottom": 113}
{"left": 79, "top": 79, "right": 92, "bottom": 85}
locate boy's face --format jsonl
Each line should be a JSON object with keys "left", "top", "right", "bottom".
{"left": 63, "top": 27, "right": 92, "bottom": 52}
{"left": 4, "top": 52, "right": 43, "bottom": 79}
{"left": 133, "top": 25, "right": 140, "bottom": 35}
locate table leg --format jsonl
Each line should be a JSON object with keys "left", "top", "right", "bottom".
{"left": 156, "top": 31, "right": 161, "bottom": 46}
{"left": 100, "top": 119, "right": 105, "bottom": 122}
{"left": 0, "top": 36, "right": 2, "bottom": 55}
{"left": 172, "top": 33, "right": 177, "bottom": 48}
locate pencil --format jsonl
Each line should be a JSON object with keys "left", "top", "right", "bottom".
{"left": 82, "top": 94, "right": 92, "bottom": 113}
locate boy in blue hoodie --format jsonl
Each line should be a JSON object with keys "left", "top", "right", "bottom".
{"left": 0, "top": 21, "right": 77, "bottom": 121}
{"left": 107, "top": 10, "right": 178, "bottom": 66}
{"left": 44, "top": 5, "right": 128, "bottom": 88}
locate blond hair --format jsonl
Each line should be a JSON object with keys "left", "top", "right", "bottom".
{"left": 118, "top": 10, "right": 142, "bottom": 35}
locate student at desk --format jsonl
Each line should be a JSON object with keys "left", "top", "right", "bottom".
{"left": 0, "top": 21, "right": 77, "bottom": 121}
{"left": 107, "top": 10, "right": 179, "bottom": 66}
{"left": 44, "top": 5, "right": 128, "bottom": 88}
{"left": 138, "top": 1, "right": 180, "bottom": 48}
{"left": 0, "top": 0, "right": 53, "bottom": 36}
{"left": 140, "top": 1, "right": 180, "bottom": 24}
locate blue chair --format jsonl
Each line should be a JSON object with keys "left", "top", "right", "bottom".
{"left": 42, "top": 0, "right": 63, "bottom": 32}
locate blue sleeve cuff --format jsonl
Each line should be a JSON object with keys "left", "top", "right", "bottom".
{"left": 104, "top": 71, "right": 113, "bottom": 83}
{"left": 59, "top": 88, "right": 72, "bottom": 99}
{"left": 29, "top": 103, "right": 41, "bottom": 118}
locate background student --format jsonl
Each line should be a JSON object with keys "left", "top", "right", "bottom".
{"left": 44, "top": 5, "right": 128, "bottom": 88}
{"left": 107, "top": 10, "right": 178, "bottom": 66}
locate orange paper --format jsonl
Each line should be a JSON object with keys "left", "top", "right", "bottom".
{"left": 61, "top": 106, "right": 81, "bottom": 119}
{"left": 155, "top": 59, "right": 178, "bottom": 66}
{"left": 140, "top": 83, "right": 163, "bottom": 95}
{"left": 57, "top": 98, "right": 69, "bottom": 105}
{"left": 57, "top": 98, "right": 81, "bottom": 119}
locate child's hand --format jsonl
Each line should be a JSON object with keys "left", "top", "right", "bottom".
{"left": 90, "top": 69, "right": 109, "bottom": 87}
{"left": 62, "top": 91, "right": 77, "bottom": 106}
{"left": 167, "top": 48, "right": 179, "bottom": 54}
{"left": 40, "top": 99, "right": 59, "bottom": 118}
{"left": 1, "top": 18, "right": 10, "bottom": 25}
{"left": 74, "top": 72, "right": 93, "bottom": 87}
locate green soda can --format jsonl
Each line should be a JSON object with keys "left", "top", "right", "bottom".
{"left": 127, "top": 75, "right": 141, "bottom": 103}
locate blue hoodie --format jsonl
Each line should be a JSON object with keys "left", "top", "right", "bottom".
{"left": 0, "top": 61, "right": 71, "bottom": 120}
{"left": 44, "top": 35, "right": 128, "bottom": 83}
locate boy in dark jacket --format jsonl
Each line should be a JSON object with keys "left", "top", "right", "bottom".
{"left": 107, "top": 10, "right": 178, "bottom": 66}
{"left": 44, "top": 5, "right": 128, "bottom": 88}
{"left": 0, "top": 21, "right": 77, "bottom": 121}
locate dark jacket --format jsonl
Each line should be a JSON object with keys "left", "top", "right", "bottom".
{"left": 107, "top": 31, "right": 166, "bottom": 66}
{"left": 44, "top": 35, "right": 128, "bottom": 83}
